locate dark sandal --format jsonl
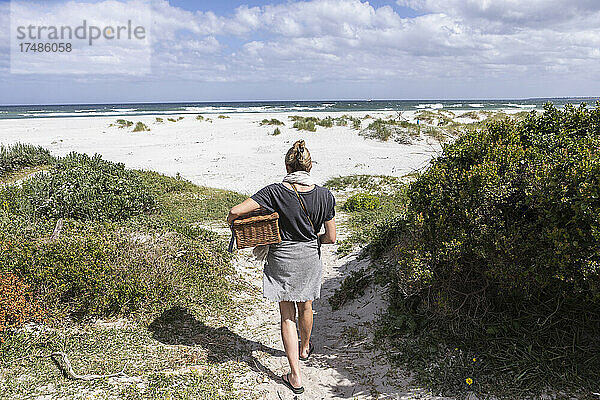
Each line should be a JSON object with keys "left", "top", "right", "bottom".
{"left": 299, "top": 343, "right": 314, "bottom": 361}
{"left": 282, "top": 373, "right": 304, "bottom": 394}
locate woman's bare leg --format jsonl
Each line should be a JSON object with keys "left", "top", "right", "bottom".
{"left": 296, "top": 300, "right": 313, "bottom": 359}
{"left": 279, "top": 301, "right": 302, "bottom": 387}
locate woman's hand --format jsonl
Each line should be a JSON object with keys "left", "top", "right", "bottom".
{"left": 319, "top": 218, "right": 336, "bottom": 244}
{"left": 227, "top": 198, "right": 261, "bottom": 225}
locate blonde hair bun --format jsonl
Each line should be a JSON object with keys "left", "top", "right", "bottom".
{"left": 285, "top": 140, "right": 312, "bottom": 172}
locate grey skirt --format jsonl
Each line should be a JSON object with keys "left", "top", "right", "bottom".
{"left": 263, "top": 239, "right": 322, "bottom": 302}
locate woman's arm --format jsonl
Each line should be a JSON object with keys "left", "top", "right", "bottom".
{"left": 319, "top": 218, "right": 336, "bottom": 244}
{"left": 227, "top": 198, "right": 261, "bottom": 224}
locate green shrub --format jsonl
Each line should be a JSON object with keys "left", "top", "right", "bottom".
{"left": 317, "top": 117, "right": 333, "bottom": 127}
{"left": 333, "top": 115, "right": 361, "bottom": 129}
{"left": 343, "top": 193, "right": 381, "bottom": 212}
{"left": 459, "top": 111, "right": 480, "bottom": 120}
{"left": 260, "top": 118, "right": 284, "bottom": 126}
{"left": 12, "top": 152, "right": 156, "bottom": 221}
{"left": 167, "top": 118, "right": 176, "bottom": 122}
{"left": 362, "top": 119, "right": 395, "bottom": 141}
{"left": 196, "top": 115, "right": 204, "bottom": 121}
{"left": 0, "top": 162, "right": 243, "bottom": 322}
{"left": 289, "top": 116, "right": 338, "bottom": 131}
{"left": 325, "top": 175, "right": 404, "bottom": 194}
{"left": 132, "top": 122, "right": 150, "bottom": 132}
{"left": 0, "top": 143, "right": 55, "bottom": 178}
{"left": 115, "top": 119, "right": 133, "bottom": 128}
{"left": 372, "top": 103, "right": 600, "bottom": 394}
{"left": 133, "top": 170, "right": 246, "bottom": 224}
{"left": 273, "top": 127, "right": 281, "bottom": 136}
{"left": 155, "top": 117, "right": 164, "bottom": 123}
{"left": 292, "top": 120, "right": 316, "bottom": 132}
{"left": 335, "top": 116, "right": 348, "bottom": 126}
{"left": 0, "top": 216, "right": 234, "bottom": 320}
{"left": 218, "top": 115, "right": 229, "bottom": 119}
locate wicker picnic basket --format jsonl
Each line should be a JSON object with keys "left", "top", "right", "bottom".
{"left": 231, "top": 209, "right": 282, "bottom": 249}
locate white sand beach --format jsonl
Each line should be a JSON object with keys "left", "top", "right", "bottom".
{"left": 0, "top": 111, "right": 443, "bottom": 194}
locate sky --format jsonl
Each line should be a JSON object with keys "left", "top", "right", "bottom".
{"left": 0, "top": 0, "right": 599, "bottom": 104}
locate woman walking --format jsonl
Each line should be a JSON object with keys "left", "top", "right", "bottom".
{"left": 227, "top": 140, "right": 336, "bottom": 394}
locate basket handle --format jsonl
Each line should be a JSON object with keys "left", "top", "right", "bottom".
{"left": 227, "top": 222, "right": 236, "bottom": 252}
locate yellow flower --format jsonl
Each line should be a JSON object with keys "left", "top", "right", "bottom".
{"left": 466, "top": 378, "right": 473, "bottom": 385}
{"left": 472, "top": 358, "right": 477, "bottom": 362}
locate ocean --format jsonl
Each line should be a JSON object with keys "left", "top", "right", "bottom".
{"left": 0, "top": 98, "right": 597, "bottom": 120}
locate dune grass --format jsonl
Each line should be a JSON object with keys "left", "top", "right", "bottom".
{"left": 288, "top": 115, "right": 362, "bottom": 132}
{"left": 324, "top": 175, "right": 408, "bottom": 257}
{"left": 111, "top": 119, "right": 133, "bottom": 128}
{"left": 0, "top": 148, "right": 248, "bottom": 398}
{"left": 0, "top": 143, "right": 55, "bottom": 181}
{"left": 260, "top": 118, "right": 284, "bottom": 126}
{"left": 133, "top": 122, "right": 150, "bottom": 132}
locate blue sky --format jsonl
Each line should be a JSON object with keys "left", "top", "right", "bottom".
{"left": 1, "top": 0, "right": 599, "bottom": 104}
{"left": 169, "top": 0, "right": 422, "bottom": 17}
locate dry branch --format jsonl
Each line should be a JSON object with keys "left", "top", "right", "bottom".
{"left": 50, "top": 352, "right": 127, "bottom": 381}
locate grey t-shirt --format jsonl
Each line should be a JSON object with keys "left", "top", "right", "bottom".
{"left": 251, "top": 183, "right": 336, "bottom": 242}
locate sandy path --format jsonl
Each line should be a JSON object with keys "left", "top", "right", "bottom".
{"left": 225, "top": 219, "right": 443, "bottom": 400}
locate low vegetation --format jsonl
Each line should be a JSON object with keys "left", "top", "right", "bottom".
{"left": 334, "top": 114, "right": 362, "bottom": 130}
{"left": 117, "top": 119, "right": 133, "bottom": 128}
{"left": 342, "top": 193, "right": 380, "bottom": 212}
{"left": 218, "top": 115, "right": 229, "bottom": 119}
{"left": 133, "top": 122, "right": 150, "bottom": 132}
{"left": 289, "top": 115, "right": 362, "bottom": 132}
{"left": 0, "top": 148, "right": 247, "bottom": 398}
{"left": 360, "top": 110, "right": 540, "bottom": 144}
{"left": 196, "top": 115, "right": 204, "bottom": 121}
{"left": 110, "top": 119, "right": 152, "bottom": 132}
{"left": 260, "top": 118, "right": 284, "bottom": 126}
{"left": 325, "top": 174, "right": 405, "bottom": 194}
{"left": 4, "top": 152, "right": 156, "bottom": 221}
{"left": 360, "top": 118, "right": 420, "bottom": 142}
{"left": 272, "top": 127, "right": 281, "bottom": 136}
{"left": 324, "top": 175, "right": 408, "bottom": 257}
{"left": 357, "top": 103, "right": 600, "bottom": 397}
{"left": 155, "top": 117, "right": 164, "bottom": 123}
{"left": 0, "top": 143, "right": 55, "bottom": 180}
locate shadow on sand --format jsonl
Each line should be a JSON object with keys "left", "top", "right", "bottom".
{"left": 148, "top": 306, "right": 285, "bottom": 384}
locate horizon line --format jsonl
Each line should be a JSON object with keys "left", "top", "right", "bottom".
{"left": 1, "top": 96, "right": 598, "bottom": 107}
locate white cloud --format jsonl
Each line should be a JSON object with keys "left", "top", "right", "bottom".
{"left": 4, "top": 0, "right": 600, "bottom": 92}
{"left": 9, "top": 0, "right": 152, "bottom": 74}
{"left": 397, "top": 0, "right": 600, "bottom": 29}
